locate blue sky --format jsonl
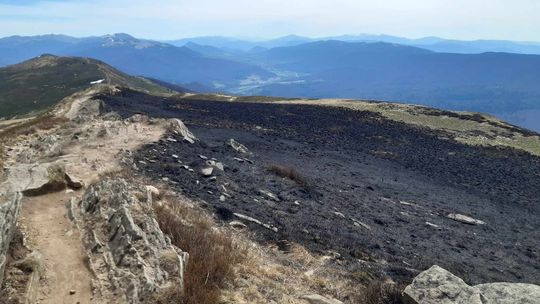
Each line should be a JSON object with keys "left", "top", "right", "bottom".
{"left": 0, "top": 0, "right": 539, "bottom": 41}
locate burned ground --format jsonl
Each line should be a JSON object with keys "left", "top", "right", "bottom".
{"left": 99, "top": 89, "right": 540, "bottom": 285}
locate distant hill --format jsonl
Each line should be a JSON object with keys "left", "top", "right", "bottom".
{"left": 243, "top": 41, "right": 540, "bottom": 121}
{"left": 168, "top": 34, "right": 540, "bottom": 55}
{"left": 168, "top": 35, "right": 312, "bottom": 51}
{"left": 2, "top": 34, "right": 540, "bottom": 131}
{"left": 0, "top": 33, "right": 275, "bottom": 88}
{"left": 0, "top": 55, "right": 173, "bottom": 118}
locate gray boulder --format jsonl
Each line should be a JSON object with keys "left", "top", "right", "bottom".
{"left": 474, "top": 283, "right": 540, "bottom": 304}
{"left": 11, "top": 163, "right": 67, "bottom": 196}
{"left": 404, "top": 265, "right": 483, "bottom": 304}
{"left": 405, "top": 265, "right": 540, "bottom": 304}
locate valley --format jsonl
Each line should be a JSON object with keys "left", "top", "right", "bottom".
{"left": 2, "top": 35, "right": 540, "bottom": 132}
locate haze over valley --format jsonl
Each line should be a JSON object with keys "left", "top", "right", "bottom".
{"left": 2, "top": 33, "right": 540, "bottom": 131}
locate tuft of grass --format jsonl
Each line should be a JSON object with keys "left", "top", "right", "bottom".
{"left": 362, "top": 281, "right": 405, "bottom": 304}
{"left": 154, "top": 196, "right": 246, "bottom": 304}
{"left": 268, "top": 164, "right": 308, "bottom": 187}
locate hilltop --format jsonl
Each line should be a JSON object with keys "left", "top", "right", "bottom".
{"left": 0, "top": 55, "right": 174, "bottom": 118}
{"left": 0, "top": 62, "right": 539, "bottom": 304}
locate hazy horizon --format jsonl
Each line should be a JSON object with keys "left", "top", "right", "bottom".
{"left": 3, "top": 32, "right": 540, "bottom": 45}
{"left": 1, "top": 0, "right": 539, "bottom": 41}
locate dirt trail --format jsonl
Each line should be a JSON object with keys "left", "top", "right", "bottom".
{"left": 4, "top": 104, "right": 166, "bottom": 303}
{"left": 21, "top": 191, "right": 94, "bottom": 304}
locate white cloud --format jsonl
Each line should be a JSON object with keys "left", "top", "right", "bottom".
{"left": 0, "top": 0, "right": 539, "bottom": 41}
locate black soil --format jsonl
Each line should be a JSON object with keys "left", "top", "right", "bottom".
{"left": 99, "top": 89, "right": 540, "bottom": 285}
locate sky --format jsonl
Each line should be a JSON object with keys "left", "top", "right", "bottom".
{"left": 0, "top": 0, "right": 539, "bottom": 41}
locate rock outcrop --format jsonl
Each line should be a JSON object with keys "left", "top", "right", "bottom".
{"left": 404, "top": 265, "right": 540, "bottom": 304}
{"left": 0, "top": 191, "right": 22, "bottom": 287}
{"left": 73, "top": 178, "right": 188, "bottom": 303}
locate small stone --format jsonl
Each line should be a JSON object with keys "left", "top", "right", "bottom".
{"left": 200, "top": 167, "right": 214, "bottom": 177}
{"left": 199, "top": 155, "right": 208, "bottom": 160}
{"left": 220, "top": 195, "right": 226, "bottom": 202}
{"left": 228, "top": 139, "right": 249, "bottom": 153}
{"left": 172, "top": 154, "right": 179, "bottom": 159}
{"left": 447, "top": 213, "right": 486, "bottom": 225}
{"left": 69, "top": 290, "right": 76, "bottom": 295}
{"left": 333, "top": 211, "right": 346, "bottom": 218}
{"left": 300, "top": 294, "right": 343, "bottom": 304}
{"left": 426, "top": 222, "right": 441, "bottom": 229}
{"left": 229, "top": 221, "right": 247, "bottom": 229}
{"left": 213, "top": 162, "right": 225, "bottom": 171}
{"left": 259, "top": 189, "right": 280, "bottom": 202}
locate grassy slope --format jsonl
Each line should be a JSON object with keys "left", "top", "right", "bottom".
{"left": 0, "top": 55, "right": 173, "bottom": 118}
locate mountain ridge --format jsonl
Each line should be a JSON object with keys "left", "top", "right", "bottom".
{"left": 0, "top": 54, "right": 174, "bottom": 118}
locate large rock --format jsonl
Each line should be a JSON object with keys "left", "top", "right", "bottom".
{"left": 403, "top": 265, "right": 483, "bottom": 304}
{"left": 405, "top": 266, "right": 540, "bottom": 304}
{"left": 7, "top": 163, "right": 67, "bottom": 196}
{"left": 168, "top": 119, "right": 197, "bottom": 144}
{"left": 474, "top": 283, "right": 540, "bottom": 304}
{"left": 0, "top": 191, "right": 22, "bottom": 287}
{"left": 76, "top": 178, "right": 188, "bottom": 302}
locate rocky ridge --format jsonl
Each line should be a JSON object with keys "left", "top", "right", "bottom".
{"left": 0, "top": 85, "right": 539, "bottom": 303}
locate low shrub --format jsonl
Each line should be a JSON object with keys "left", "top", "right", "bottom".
{"left": 268, "top": 164, "right": 308, "bottom": 187}
{"left": 362, "top": 281, "right": 405, "bottom": 304}
{"left": 154, "top": 197, "right": 245, "bottom": 304}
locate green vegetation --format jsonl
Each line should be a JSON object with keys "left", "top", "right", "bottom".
{"left": 0, "top": 55, "right": 174, "bottom": 118}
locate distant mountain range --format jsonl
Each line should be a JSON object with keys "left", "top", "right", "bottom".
{"left": 168, "top": 34, "right": 540, "bottom": 55}
{"left": 0, "top": 33, "right": 274, "bottom": 91}
{"left": 1, "top": 33, "right": 540, "bottom": 131}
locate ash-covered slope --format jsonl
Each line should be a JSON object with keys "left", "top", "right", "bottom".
{"left": 98, "top": 89, "right": 540, "bottom": 285}
{"left": 0, "top": 55, "right": 174, "bottom": 118}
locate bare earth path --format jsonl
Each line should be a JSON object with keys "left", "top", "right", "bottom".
{"left": 3, "top": 107, "right": 166, "bottom": 303}
{"left": 21, "top": 191, "right": 94, "bottom": 304}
